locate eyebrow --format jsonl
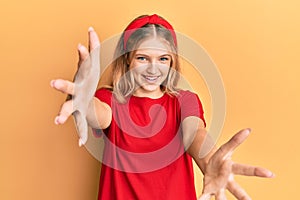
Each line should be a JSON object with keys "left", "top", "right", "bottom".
{"left": 135, "top": 53, "right": 171, "bottom": 57}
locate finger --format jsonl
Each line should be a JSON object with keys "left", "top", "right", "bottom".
{"left": 50, "top": 79, "right": 75, "bottom": 95}
{"left": 54, "top": 100, "right": 74, "bottom": 125}
{"left": 78, "top": 43, "right": 89, "bottom": 66}
{"left": 198, "top": 193, "right": 212, "bottom": 200}
{"left": 215, "top": 189, "right": 227, "bottom": 200}
{"left": 217, "top": 129, "right": 251, "bottom": 160}
{"left": 227, "top": 180, "right": 251, "bottom": 200}
{"left": 88, "top": 27, "right": 100, "bottom": 51}
{"left": 73, "top": 110, "right": 88, "bottom": 146}
{"left": 232, "top": 163, "right": 275, "bottom": 178}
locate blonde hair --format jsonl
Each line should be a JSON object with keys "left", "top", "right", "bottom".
{"left": 109, "top": 15, "right": 181, "bottom": 103}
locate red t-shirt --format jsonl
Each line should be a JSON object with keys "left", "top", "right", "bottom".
{"left": 95, "top": 88, "right": 205, "bottom": 200}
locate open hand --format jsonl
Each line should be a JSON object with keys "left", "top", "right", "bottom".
{"left": 51, "top": 27, "right": 100, "bottom": 146}
{"left": 198, "top": 129, "right": 274, "bottom": 200}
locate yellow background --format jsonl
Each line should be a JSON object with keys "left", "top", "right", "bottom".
{"left": 0, "top": 0, "right": 299, "bottom": 199}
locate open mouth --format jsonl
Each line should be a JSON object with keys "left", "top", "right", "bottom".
{"left": 142, "top": 75, "right": 160, "bottom": 82}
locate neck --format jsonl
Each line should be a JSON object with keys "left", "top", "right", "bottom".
{"left": 133, "top": 88, "right": 164, "bottom": 99}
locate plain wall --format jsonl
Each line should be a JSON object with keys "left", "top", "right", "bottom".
{"left": 0, "top": 0, "right": 299, "bottom": 199}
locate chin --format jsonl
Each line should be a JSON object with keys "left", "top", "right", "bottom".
{"left": 140, "top": 84, "right": 160, "bottom": 92}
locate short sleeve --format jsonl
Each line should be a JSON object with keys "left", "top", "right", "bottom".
{"left": 94, "top": 88, "right": 113, "bottom": 107}
{"left": 178, "top": 90, "right": 206, "bottom": 127}
{"left": 93, "top": 88, "right": 113, "bottom": 135}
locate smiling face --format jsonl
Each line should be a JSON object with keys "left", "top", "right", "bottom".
{"left": 129, "top": 38, "right": 173, "bottom": 98}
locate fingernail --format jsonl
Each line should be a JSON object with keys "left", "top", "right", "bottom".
{"left": 79, "top": 139, "right": 83, "bottom": 147}
{"left": 245, "top": 128, "right": 251, "bottom": 134}
{"left": 269, "top": 171, "right": 275, "bottom": 178}
{"left": 88, "top": 26, "right": 94, "bottom": 32}
{"left": 78, "top": 43, "right": 82, "bottom": 49}
{"left": 50, "top": 80, "right": 55, "bottom": 87}
{"left": 54, "top": 116, "right": 60, "bottom": 125}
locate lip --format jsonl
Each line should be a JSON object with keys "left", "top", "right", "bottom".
{"left": 142, "top": 75, "right": 161, "bottom": 82}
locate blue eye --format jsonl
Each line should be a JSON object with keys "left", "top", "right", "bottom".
{"left": 160, "top": 57, "right": 169, "bottom": 61}
{"left": 136, "top": 56, "right": 147, "bottom": 61}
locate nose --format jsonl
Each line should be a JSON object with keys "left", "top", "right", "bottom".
{"left": 146, "top": 61, "right": 158, "bottom": 74}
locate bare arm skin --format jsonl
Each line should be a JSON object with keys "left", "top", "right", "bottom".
{"left": 182, "top": 116, "right": 274, "bottom": 200}
{"left": 51, "top": 28, "right": 112, "bottom": 146}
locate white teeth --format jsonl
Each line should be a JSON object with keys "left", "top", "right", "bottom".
{"left": 144, "top": 76, "right": 159, "bottom": 81}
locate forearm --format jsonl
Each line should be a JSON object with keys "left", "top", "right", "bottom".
{"left": 186, "top": 127, "right": 217, "bottom": 174}
{"left": 86, "top": 97, "right": 112, "bottom": 129}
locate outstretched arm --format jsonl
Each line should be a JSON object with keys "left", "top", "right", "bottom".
{"left": 182, "top": 117, "right": 274, "bottom": 200}
{"left": 51, "top": 28, "right": 112, "bottom": 146}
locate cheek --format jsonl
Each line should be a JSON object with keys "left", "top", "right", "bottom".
{"left": 130, "top": 64, "right": 146, "bottom": 75}
{"left": 160, "top": 64, "right": 171, "bottom": 75}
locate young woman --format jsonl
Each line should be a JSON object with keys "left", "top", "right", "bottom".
{"left": 51, "top": 14, "right": 274, "bottom": 200}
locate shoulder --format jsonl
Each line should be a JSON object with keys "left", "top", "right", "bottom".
{"left": 95, "top": 87, "right": 113, "bottom": 96}
{"left": 95, "top": 87, "right": 113, "bottom": 106}
{"left": 176, "top": 89, "right": 200, "bottom": 101}
{"left": 178, "top": 89, "right": 197, "bottom": 95}
{"left": 176, "top": 89, "right": 204, "bottom": 112}
{"left": 175, "top": 90, "right": 204, "bottom": 112}
{"left": 176, "top": 90, "right": 206, "bottom": 126}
